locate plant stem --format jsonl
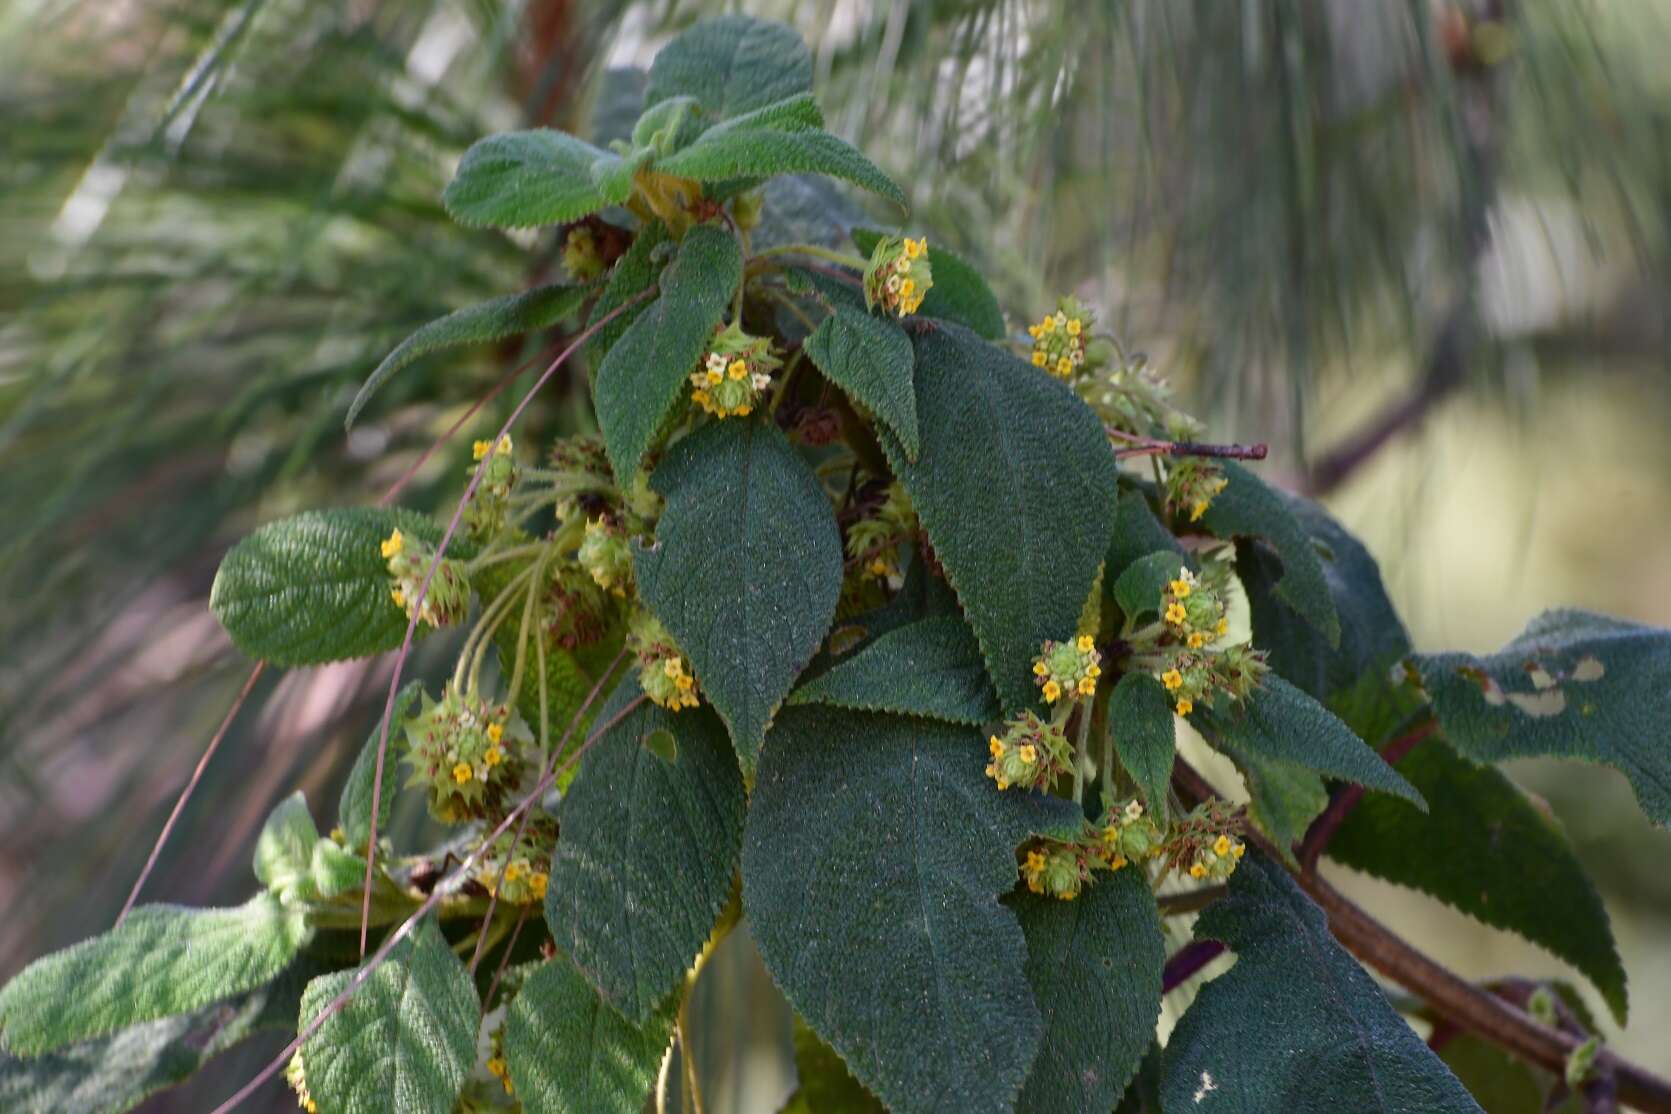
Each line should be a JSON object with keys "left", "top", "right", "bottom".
{"left": 1107, "top": 427, "right": 1269, "bottom": 461}
{"left": 1297, "top": 715, "right": 1437, "bottom": 869}
{"left": 1071, "top": 703, "right": 1092, "bottom": 805}
{"left": 751, "top": 242, "right": 869, "bottom": 271}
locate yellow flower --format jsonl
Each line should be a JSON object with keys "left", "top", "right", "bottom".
{"left": 503, "top": 862, "right": 523, "bottom": 884}
{"left": 1216, "top": 617, "right": 1230, "bottom": 636}
{"left": 728, "top": 359, "right": 748, "bottom": 381}
{"left": 452, "top": 762, "right": 472, "bottom": 784}
{"left": 1232, "top": 843, "right": 1246, "bottom": 859}
{"left": 664, "top": 659, "right": 683, "bottom": 678}
{"left": 1028, "top": 324, "right": 1042, "bottom": 339}
{"left": 1189, "top": 863, "right": 1207, "bottom": 880}
{"left": 1161, "top": 668, "right": 1184, "bottom": 691}
{"left": 896, "top": 258, "right": 912, "bottom": 274}
{"left": 390, "top": 588, "right": 406, "bottom": 608}
{"left": 1032, "top": 660, "right": 1050, "bottom": 677}
{"left": 486, "top": 722, "right": 504, "bottom": 744}
{"left": 530, "top": 871, "right": 549, "bottom": 898}
{"left": 706, "top": 368, "right": 724, "bottom": 387}
{"left": 1056, "top": 356, "right": 1072, "bottom": 376}
{"left": 904, "top": 237, "right": 924, "bottom": 259}
{"left": 691, "top": 388, "right": 710, "bottom": 407}
{"left": 472, "top": 440, "right": 492, "bottom": 461}
{"left": 1086, "top": 663, "right": 1101, "bottom": 678}
{"left": 1213, "top": 835, "right": 1232, "bottom": 857}
{"left": 1077, "top": 676, "right": 1096, "bottom": 696}
{"left": 1042, "top": 680, "right": 1062, "bottom": 703}
{"left": 1165, "top": 602, "right": 1188, "bottom": 625}
{"left": 1018, "top": 744, "right": 1037, "bottom": 765}
{"left": 381, "top": 529, "right": 404, "bottom": 559}
{"left": 1187, "top": 632, "right": 1207, "bottom": 649}
{"left": 1168, "top": 578, "right": 1191, "bottom": 599}
{"left": 1190, "top": 499, "right": 1209, "bottom": 521}
{"left": 1175, "top": 697, "right": 1194, "bottom": 716}
{"left": 868, "top": 558, "right": 889, "bottom": 577}
{"left": 488, "top": 1057, "right": 508, "bottom": 1079}
{"left": 675, "top": 673, "right": 694, "bottom": 692}
{"left": 989, "top": 735, "right": 1005, "bottom": 759}
{"left": 1066, "top": 318, "right": 1082, "bottom": 336}
{"left": 1032, "top": 351, "right": 1047, "bottom": 367}
{"left": 1076, "top": 635, "right": 1095, "bottom": 652}
{"left": 734, "top": 404, "right": 752, "bottom": 417}
{"left": 900, "top": 278, "right": 916, "bottom": 298}
{"left": 1040, "top": 316, "right": 1056, "bottom": 334}
{"left": 1026, "top": 850, "right": 1046, "bottom": 873}
{"left": 484, "top": 745, "right": 503, "bottom": 767}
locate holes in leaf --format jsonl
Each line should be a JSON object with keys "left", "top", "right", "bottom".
{"left": 642, "top": 728, "right": 678, "bottom": 764}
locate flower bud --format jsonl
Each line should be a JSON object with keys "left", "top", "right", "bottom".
{"left": 402, "top": 686, "right": 524, "bottom": 826}
{"left": 689, "top": 322, "right": 781, "bottom": 419}
{"left": 863, "top": 235, "right": 933, "bottom": 318}
{"left": 629, "top": 611, "right": 700, "bottom": 712}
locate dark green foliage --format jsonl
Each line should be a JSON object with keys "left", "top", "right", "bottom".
{"left": 588, "top": 221, "right": 670, "bottom": 367}
{"left": 803, "top": 304, "right": 920, "bottom": 458}
{"left": 338, "top": 683, "right": 423, "bottom": 850}
{"left": 442, "top": 131, "right": 633, "bottom": 229}
{"left": 781, "top": 1019, "right": 886, "bottom": 1112}
{"left": 643, "top": 15, "right": 812, "bottom": 121}
{"left": 1105, "top": 487, "right": 1181, "bottom": 582}
{"left": 1107, "top": 673, "right": 1176, "bottom": 819}
{"left": 1226, "top": 749, "right": 1330, "bottom": 861}
{"left": 789, "top": 616, "right": 999, "bottom": 725}
{"left": 1110, "top": 550, "right": 1188, "bottom": 622}
{"left": 853, "top": 230, "right": 1005, "bottom": 338}
{"left": 656, "top": 114, "right": 906, "bottom": 210}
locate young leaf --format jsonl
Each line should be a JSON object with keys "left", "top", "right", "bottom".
{"left": 0, "top": 895, "right": 310, "bottom": 1056}
{"left": 442, "top": 130, "right": 630, "bottom": 229}
{"left": 346, "top": 283, "right": 589, "bottom": 427}
{"left": 594, "top": 224, "right": 740, "bottom": 483}
{"left": 1330, "top": 739, "right": 1628, "bottom": 1023}
{"left": 742, "top": 706, "right": 1081, "bottom": 1114}
{"left": 1414, "top": 609, "right": 1671, "bottom": 826}
{"left": 643, "top": 15, "right": 812, "bottom": 121}
{"left": 338, "top": 681, "right": 423, "bottom": 849}
{"left": 546, "top": 681, "right": 745, "bottom": 1023}
{"left": 1199, "top": 461, "right": 1340, "bottom": 647}
{"left": 656, "top": 126, "right": 907, "bottom": 210}
{"left": 634, "top": 420, "right": 842, "bottom": 766}
{"left": 853, "top": 230, "right": 1006, "bottom": 339}
{"left": 210, "top": 507, "right": 446, "bottom": 667}
{"left": 1161, "top": 856, "right": 1483, "bottom": 1113}
{"left": 789, "top": 615, "right": 1000, "bottom": 725}
{"left": 1107, "top": 673, "right": 1177, "bottom": 819}
{"left": 1111, "top": 550, "right": 1189, "bottom": 622}
{"left": 881, "top": 324, "right": 1118, "bottom": 713}
{"left": 252, "top": 791, "right": 319, "bottom": 902}
{"left": 299, "top": 919, "right": 478, "bottom": 1114}
{"left": 503, "top": 955, "right": 675, "bottom": 1114}
{"left": 1007, "top": 869, "right": 1165, "bottom": 1114}
{"left": 587, "top": 220, "right": 669, "bottom": 369}
{"left": 802, "top": 303, "right": 920, "bottom": 458}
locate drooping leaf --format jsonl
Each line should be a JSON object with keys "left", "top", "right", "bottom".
{"left": 442, "top": 130, "right": 631, "bottom": 229}
{"left": 1008, "top": 869, "right": 1165, "bottom": 1114}
{"left": 546, "top": 681, "right": 745, "bottom": 1023}
{"left": 1199, "top": 462, "right": 1339, "bottom": 647}
{"left": 882, "top": 323, "right": 1118, "bottom": 713}
{"left": 1111, "top": 550, "right": 1189, "bottom": 623}
{"left": 790, "top": 616, "right": 998, "bottom": 725}
{"left": 1161, "top": 856, "right": 1483, "bottom": 1113}
{"left": 0, "top": 895, "right": 310, "bottom": 1056}
{"left": 1330, "top": 739, "right": 1628, "bottom": 1023}
{"left": 594, "top": 224, "right": 740, "bottom": 483}
{"left": 1414, "top": 609, "right": 1671, "bottom": 826}
{"left": 643, "top": 15, "right": 812, "bottom": 121}
{"left": 587, "top": 220, "right": 669, "bottom": 369}
{"left": 853, "top": 230, "right": 1005, "bottom": 339}
{"left": 346, "top": 283, "right": 589, "bottom": 427}
{"left": 1107, "top": 673, "right": 1177, "bottom": 819}
{"left": 209, "top": 507, "right": 446, "bottom": 667}
{"left": 504, "top": 954, "right": 674, "bottom": 1114}
{"left": 299, "top": 919, "right": 478, "bottom": 1114}
{"left": 803, "top": 304, "right": 919, "bottom": 458}
{"left": 658, "top": 125, "right": 906, "bottom": 210}
{"left": 252, "top": 791, "right": 319, "bottom": 903}
{"left": 635, "top": 420, "right": 842, "bottom": 766}
{"left": 338, "top": 681, "right": 423, "bottom": 850}
{"left": 743, "top": 706, "right": 1080, "bottom": 1114}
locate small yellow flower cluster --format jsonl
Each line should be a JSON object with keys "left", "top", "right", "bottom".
{"left": 1151, "top": 568, "right": 1238, "bottom": 716}
{"left": 381, "top": 528, "right": 471, "bottom": 629}
{"left": 1099, "top": 798, "right": 1164, "bottom": 868}
{"left": 464, "top": 434, "right": 519, "bottom": 539}
{"left": 1186, "top": 832, "right": 1247, "bottom": 881}
{"left": 1020, "top": 843, "right": 1087, "bottom": 901}
{"left": 485, "top": 1018, "right": 516, "bottom": 1094}
{"left": 1166, "top": 456, "right": 1230, "bottom": 523}
{"left": 690, "top": 322, "right": 780, "bottom": 418}
{"left": 285, "top": 1049, "right": 318, "bottom": 1113}
{"left": 863, "top": 235, "right": 933, "bottom": 317}
{"left": 985, "top": 710, "right": 1071, "bottom": 791}
{"left": 1028, "top": 296, "right": 1093, "bottom": 381}
{"left": 630, "top": 611, "right": 700, "bottom": 712}
{"left": 484, "top": 856, "right": 550, "bottom": 905}
{"left": 1032, "top": 635, "right": 1103, "bottom": 705}
{"left": 472, "top": 434, "right": 512, "bottom": 462}
{"left": 845, "top": 481, "right": 916, "bottom": 584}
{"left": 1161, "top": 799, "right": 1248, "bottom": 884}
{"left": 402, "top": 686, "right": 522, "bottom": 823}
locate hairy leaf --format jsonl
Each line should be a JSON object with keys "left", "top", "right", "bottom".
{"left": 790, "top": 615, "right": 999, "bottom": 725}
{"left": 882, "top": 324, "right": 1118, "bottom": 713}
{"left": 594, "top": 224, "right": 740, "bottom": 483}
{"left": 1111, "top": 550, "right": 1189, "bottom": 622}
{"left": 853, "top": 230, "right": 1005, "bottom": 339}
{"left": 210, "top": 507, "right": 445, "bottom": 667}
{"left": 299, "top": 919, "right": 478, "bottom": 1114}
{"left": 1225, "top": 746, "right": 1330, "bottom": 859}
{"left": 1107, "top": 673, "right": 1177, "bottom": 819}
{"left": 658, "top": 126, "right": 906, "bottom": 210}
{"left": 643, "top": 15, "right": 812, "bottom": 121}
{"left": 0, "top": 895, "right": 310, "bottom": 1056}
{"left": 1162, "top": 856, "right": 1482, "bottom": 1113}
{"left": 1415, "top": 610, "right": 1671, "bottom": 826}
{"left": 547, "top": 681, "right": 745, "bottom": 1023}
{"left": 635, "top": 420, "right": 842, "bottom": 765}
{"left": 588, "top": 221, "right": 669, "bottom": 369}
{"left": 743, "top": 706, "right": 1080, "bottom": 1114}
{"left": 1008, "top": 869, "right": 1165, "bottom": 1114}
{"left": 803, "top": 304, "right": 919, "bottom": 458}
{"left": 253, "top": 791, "right": 319, "bottom": 902}
{"left": 504, "top": 955, "right": 674, "bottom": 1114}
{"left": 1200, "top": 462, "right": 1339, "bottom": 647}
{"left": 443, "top": 130, "right": 629, "bottom": 229}
{"left": 338, "top": 681, "right": 423, "bottom": 849}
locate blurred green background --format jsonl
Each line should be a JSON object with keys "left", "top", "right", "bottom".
{"left": 2, "top": 0, "right": 1668, "bottom": 1109}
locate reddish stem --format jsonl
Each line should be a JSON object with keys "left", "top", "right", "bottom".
{"left": 1297, "top": 717, "right": 1437, "bottom": 870}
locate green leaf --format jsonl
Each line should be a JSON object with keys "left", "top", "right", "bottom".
{"left": 852, "top": 230, "right": 1005, "bottom": 339}
{"left": 346, "top": 283, "right": 588, "bottom": 428}
{"left": 309, "top": 839, "right": 369, "bottom": 900}
{"left": 253, "top": 791, "right": 319, "bottom": 902}
{"left": 594, "top": 224, "right": 740, "bottom": 483}
{"left": 1414, "top": 609, "right": 1671, "bottom": 826}
{"left": 789, "top": 616, "right": 999, "bottom": 725}
{"left": 588, "top": 221, "right": 670, "bottom": 370}
{"left": 643, "top": 16, "right": 812, "bottom": 121}
{"left": 0, "top": 895, "right": 310, "bottom": 1056}
{"left": 210, "top": 507, "right": 446, "bottom": 667}
{"left": 1330, "top": 739, "right": 1628, "bottom": 1023}
{"left": 1227, "top": 748, "right": 1330, "bottom": 859}
{"left": 881, "top": 324, "right": 1118, "bottom": 713}
{"left": 442, "top": 130, "right": 630, "bottom": 229}
{"left": 1007, "top": 869, "right": 1165, "bottom": 1114}
{"left": 1200, "top": 462, "right": 1340, "bottom": 647}
{"left": 299, "top": 919, "right": 478, "bottom": 1114}
{"left": 504, "top": 955, "right": 674, "bottom": 1114}
{"left": 658, "top": 125, "right": 906, "bottom": 210}
{"left": 635, "top": 420, "right": 842, "bottom": 766}
{"left": 781, "top": 1018, "right": 886, "bottom": 1113}
{"left": 803, "top": 304, "right": 919, "bottom": 458}
{"left": 1107, "top": 673, "right": 1177, "bottom": 819}
{"left": 338, "top": 681, "right": 423, "bottom": 850}
{"left": 1162, "top": 856, "right": 1483, "bottom": 1113}
{"left": 1111, "top": 550, "right": 1188, "bottom": 622}
{"left": 546, "top": 681, "right": 745, "bottom": 1023}
{"left": 743, "top": 706, "right": 1080, "bottom": 1114}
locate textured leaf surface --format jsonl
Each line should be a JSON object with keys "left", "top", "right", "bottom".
{"left": 635, "top": 420, "right": 841, "bottom": 765}
{"left": 1331, "top": 739, "right": 1627, "bottom": 1022}
{"left": 1200, "top": 462, "right": 1339, "bottom": 647}
{"left": 210, "top": 507, "right": 444, "bottom": 667}
{"left": 658, "top": 126, "right": 905, "bottom": 209}
{"left": 504, "top": 955, "right": 673, "bottom": 1114}
{"left": 883, "top": 324, "right": 1118, "bottom": 713}
{"left": 853, "top": 230, "right": 1005, "bottom": 338}
{"left": 1225, "top": 746, "right": 1330, "bottom": 860}
{"left": 588, "top": 221, "right": 669, "bottom": 369}
{"left": 643, "top": 15, "right": 811, "bottom": 121}
{"left": 547, "top": 681, "right": 745, "bottom": 1022}
{"left": 347, "top": 283, "right": 588, "bottom": 427}
{"left": 743, "top": 706, "right": 1080, "bottom": 1114}
{"left": 443, "top": 130, "right": 628, "bottom": 228}
{"left": 0, "top": 896, "right": 309, "bottom": 1056}
{"left": 1008, "top": 869, "right": 1164, "bottom": 1114}
{"left": 1162, "top": 856, "right": 1482, "bottom": 1113}
{"left": 338, "top": 682, "right": 422, "bottom": 849}
{"left": 299, "top": 919, "right": 478, "bottom": 1114}
{"left": 1415, "top": 609, "right": 1671, "bottom": 826}
{"left": 790, "top": 616, "right": 998, "bottom": 725}
{"left": 594, "top": 224, "right": 740, "bottom": 483}
{"left": 253, "top": 791, "right": 319, "bottom": 902}
{"left": 1111, "top": 550, "right": 1188, "bottom": 622}
{"left": 803, "top": 304, "right": 919, "bottom": 458}
{"left": 1107, "top": 673, "right": 1177, "bottom": 819}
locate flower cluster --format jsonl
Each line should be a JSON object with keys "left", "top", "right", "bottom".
{"left": 1144, "top": 565, "right": 1266, "bottom": 716}
{"left": 1021, "top": 842, "right": 1091, "bottom": 901}
{"left": 542, "top": 563, "right": 612, "bottom": 650}
{"left": 465, "top": 434, "right": 519, "bottom": 539}
{"left": 476, "top": 823, "right": 554, "bottom": 906}
{"left": 1033, "top": 635, "right": 1103, "bottom": 705}
{"left": 1028, "top": 296, "right": 1094, "bottom": 381}
{"left": 863, "top": 235, "right": 932, "bottom": 317}
{"left": 1165, "top": 456, "right": 1230, "bottom": 523}
{"left": 1163, "top": 799, "right": 1247, "bottom": 882}
{"left": 985, "top": 710, "right": 1071, "bottom": 791}
{"left": 561, "top": 223, "right": 604, "bottom": 282}
{"left": 402, "top": 686, "right": 524, "bottom": 823}
{"left": 1099, "top": 798, "right": 1164, "bottom": 869}
{"left": 689, "top": 322, "right": 779, "bottom": 419}
{"left": 629, "top": 611, "right": 700, "bottom": 712}
{"left": 381, "top": 528, "right": 471, "bottom": 629}
{"left": 845, "top": 480, "right": 916, "bottom": 583}
{"left": 285, "top": 1050, "right": 318, "bottom": 1113}
{"left": 578, "top": 516, "right": 634, "bottom": 598}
